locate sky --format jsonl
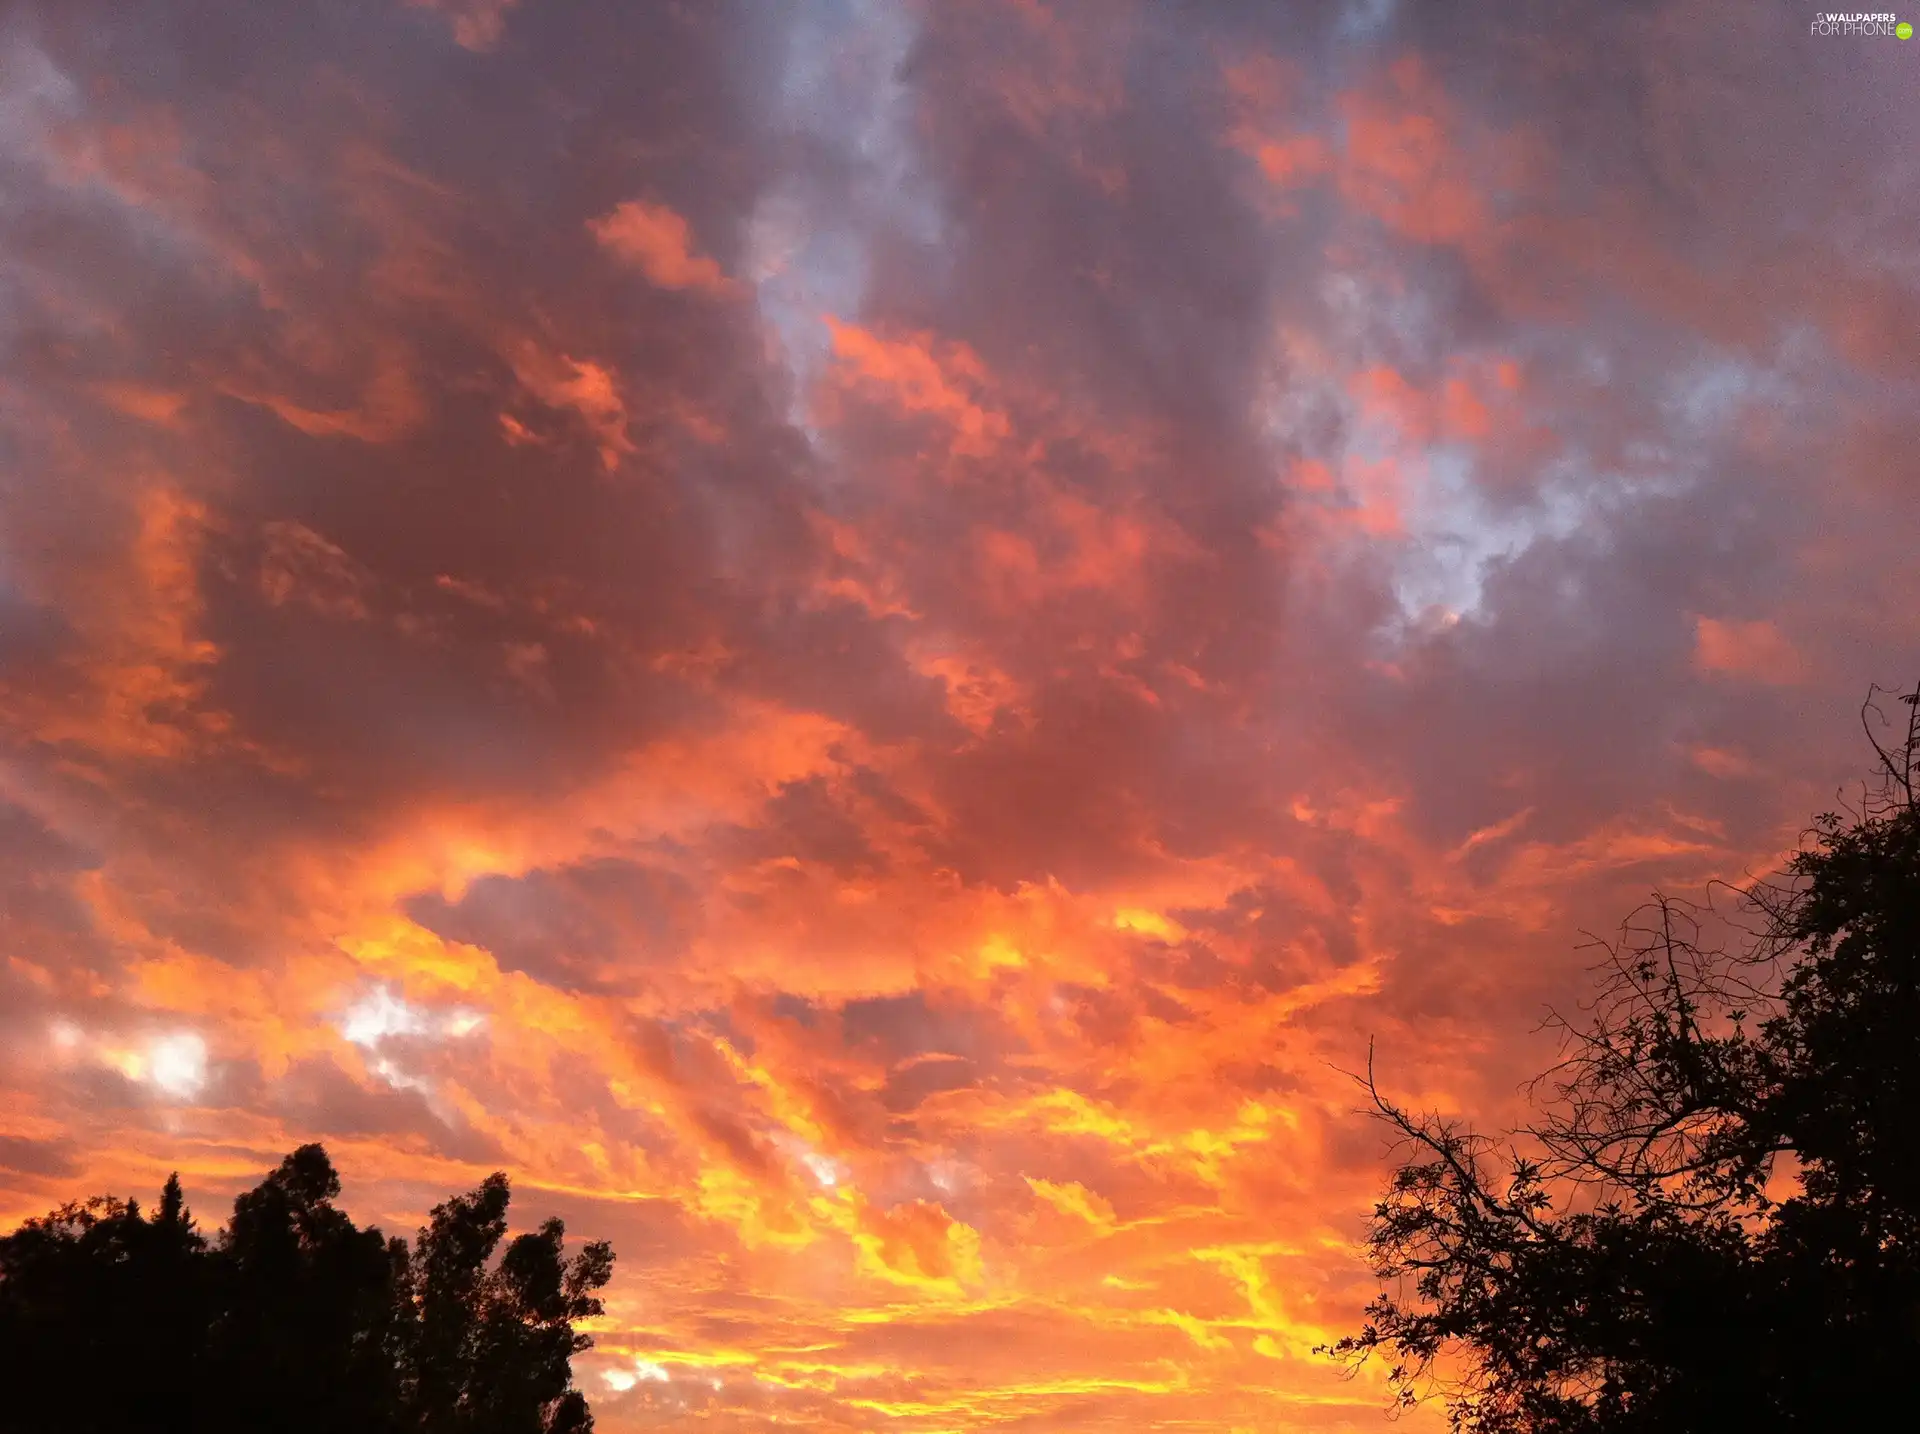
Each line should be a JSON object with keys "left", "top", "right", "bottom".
{"left": 1, "top": 1, "right": 1917, "bottom": 1428}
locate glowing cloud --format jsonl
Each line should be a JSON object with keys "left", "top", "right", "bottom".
{"left": 1694, "top": 617, "right": 1806, "bottom": 685}
{"left": 590, "top": 201, "right": 733, "bottom": 295}
{"left": 2, "top": 5, "right": 1916, "bottom": 1432}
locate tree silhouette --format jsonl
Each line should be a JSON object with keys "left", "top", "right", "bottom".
{"left": 0, "top": 1146, "right": 613, "bottom": 1434}
{"left": 402, "top": 1171, "right": 612, "bottom": 1434}
{"left": 1328, "top": 684, "right": 1920, "bottom": 1432}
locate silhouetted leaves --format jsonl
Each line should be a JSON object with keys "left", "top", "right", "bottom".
{"left": 0, "top": 1146, "right": 613, "bottom": 1434}
{"left": 1329, "top": 684, "right": 1920, "bottom": 1432}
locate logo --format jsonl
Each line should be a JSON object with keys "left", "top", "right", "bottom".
{"left": 1810, "top": 11, "right": 1912, "bottom": 34}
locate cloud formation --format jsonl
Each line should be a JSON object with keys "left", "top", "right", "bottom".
{"left": 2, "top": 1, "right": 1917, "bottom": 1429}
{"left": 591, "top": 200, "right": 735, "bottom": 296}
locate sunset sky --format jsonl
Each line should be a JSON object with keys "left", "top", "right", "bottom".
{"left": 2, "top": 1, "right": 1917, "bottom": 1428}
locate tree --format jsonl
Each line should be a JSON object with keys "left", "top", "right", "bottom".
{"left": 401, "top": 1171, "right": 615, "bottom": 1434}
{"left": 0, "top": 1145, "right": 614, "bottom": 1434}
{"left": 0, "top": 1184, "right": 211, "bottom": 1433}
{"left": 209, "top": 1145, "right": 409, "bottom": 1433}
{"left": 1329, "top": 684, "right": 1920, "bottom": 1432}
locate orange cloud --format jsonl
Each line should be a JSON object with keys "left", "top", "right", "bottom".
{"left": 257, "top": 522, "right": 376, "bottom": 620}
{"left": 92, "top": 384, "right": 191, "bottom": 429}
{"left": 1349, "top": 357, "right": 1523, "bottom": 446}
{"left": 1224, "top": 54, "right": 1333, "bottom": 199}
{"left": 590, "top": 200, "right": 733, "bottom": 295}
{"left": 220, "top": 345, "right": 426, "bottom": 445}
{"left": 1027, "top": 1175, "right": 1119, "bottom": 1231}
{"left": 840, "top": 1191, "right": 986, "bottom": 1293}
{"left": 505, "top": 344, "right": 635, "bottom": 470}
{"left": 6, "top": 10, "right": 1918, "bottom": 1434}
{"left": 822, "top": 318, "right": 1012, "bottom": 457}
{"left": 16, "top": 487, "right": 227, "bottom": 761}
{"left": 1336, "top": 57, "right": 1523, "bottom": 249}
{"left": 1694, "top": 617, "right": 1805, "bottom": 685}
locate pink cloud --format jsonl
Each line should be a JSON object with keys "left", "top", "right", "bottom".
{"left": 589, "top": 200, "right": 733, "bottom": 295}
{"left": 1694, "top": 617, "right": 1805, "bottom": 685}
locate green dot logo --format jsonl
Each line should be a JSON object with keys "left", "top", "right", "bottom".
{"left": 1901, "top": 21, "right": 1915, "bottom": 38}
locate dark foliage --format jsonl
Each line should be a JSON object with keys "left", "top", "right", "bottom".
{"left": 1329, "top": 685, "right": 1920, "bottom": 1432}
{"left": 0, "top": 1145, "right": 613, "bottom": 1434}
